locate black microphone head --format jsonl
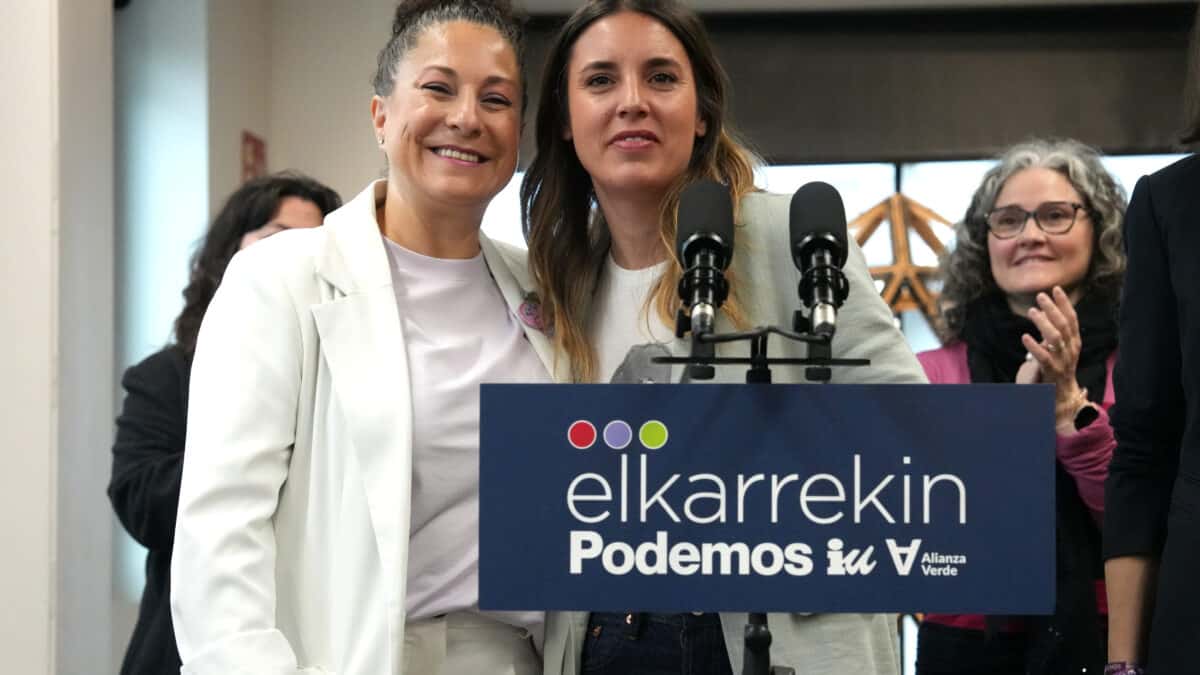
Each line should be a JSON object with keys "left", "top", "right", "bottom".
{"left": 789, "top": 181, "right": 849, "bottom": 269}
{"left": 676, "top": 179, "right": 734, "bottom": 269}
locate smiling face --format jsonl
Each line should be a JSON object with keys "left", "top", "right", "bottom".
{"left": 371, "top": 20, "right": 521, "bottom": 211}
{"left": 564, "top": 11, "right": 706, "bottom": 202}
{"left": 987, "top": 167, "right": 1095, "bottom": 307}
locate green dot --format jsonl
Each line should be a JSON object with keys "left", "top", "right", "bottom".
{"left": 639, "top": 420, "right": 669, "bottom": 450}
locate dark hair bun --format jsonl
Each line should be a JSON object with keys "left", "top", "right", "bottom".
{"left": 391, "top": 0, "right": 517, "bottom": 37}
{"left": 374, "top": 0, "right": 525, "bottom": 96}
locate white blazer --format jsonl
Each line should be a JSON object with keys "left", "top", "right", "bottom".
{"left": 171, "top": 181, "right": 559, "bottom": 675}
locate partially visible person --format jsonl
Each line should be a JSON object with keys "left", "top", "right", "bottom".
{"left": 107, "top": 171, "right": 341, "bottom": 675}
{"left": 915, "top": 139, "right": 1127, "bottom": 675}
{"left": 1103, "top": 12, "right": 1200, "bottom": 675}
{"left": 523, "top": 1, "right": 927, "bottom": 673}
{"left": 169, "top": 1, "right": 551, "bottom": 673}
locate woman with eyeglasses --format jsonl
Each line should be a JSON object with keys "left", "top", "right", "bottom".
{"left": 915, "top": 138, "right": 1127, "bottom": 675}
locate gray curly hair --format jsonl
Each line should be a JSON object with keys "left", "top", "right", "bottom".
{"left": 937, "top": 138, "right": 1127, "bottom": 342}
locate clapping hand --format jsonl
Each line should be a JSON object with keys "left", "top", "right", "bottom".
{"left": 1015, "top": 286, "right": 1088, "bottom": 430}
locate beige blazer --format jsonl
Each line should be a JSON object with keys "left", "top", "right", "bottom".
{"left": 170, "top": 181, "right": 557, "bottom": 675}
{"left": 541, "top": 191, "right": 929, "bottom": 675}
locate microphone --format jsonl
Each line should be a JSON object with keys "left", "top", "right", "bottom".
{"left": 675, "top": 179, "right": 734, "bottom": 339}
{"left": 789, "top": 182, "right": 850, "bottom": 338}
{"left": 675, "top": 180, "right": 734, "bottom": 381}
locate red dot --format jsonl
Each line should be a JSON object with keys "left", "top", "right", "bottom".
{"left": 568, "top": 421, "right": 597, "bottom": 449}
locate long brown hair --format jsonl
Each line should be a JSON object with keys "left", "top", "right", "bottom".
{"left": 521, "top": 0, "right": 758, "bottom": 382}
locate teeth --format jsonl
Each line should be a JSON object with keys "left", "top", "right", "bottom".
{"left": 434, "top": 147, "right": 483, "bottom": 163}
{"left": 619, "top": 136, "right": 651, "bottom": 143}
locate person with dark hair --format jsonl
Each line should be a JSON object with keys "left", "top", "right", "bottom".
{"left": 1103, "top": 13, "right": 1200, "bottom": 675}
{"left": 172, "top": 172, "right": 344, "bottom": 355}
{"left": 108, "top": 170, "right": 341, "bottom": 675}
{"left": 523, "top": 1, "right": 927, "bottom": 673}
{"left": 914, "top": 139, "right": 1127, "bottom": 675}
{"left": 168, "top": 2, "right": 551, "bottom": 674}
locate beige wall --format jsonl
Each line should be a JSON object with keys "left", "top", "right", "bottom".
{"left": 0, "top": 1, "right": 58, "bottom": 668}
{"left": 529, "top": 0, "right": 1177, "bottom": 10}
{"left": 0, "top": 0, "right": 115, "bottom": 672}
{"left": 209, "top": 0, "right": 271, "bottom": 217}
{"left": 268, "top": 0, "right": 392, "bottom": 201}
{"left": 58, "top": 0, "right": 117, "bottom": 672}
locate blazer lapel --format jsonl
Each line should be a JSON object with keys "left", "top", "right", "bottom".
{"left": 310, "top": 181, "right": 413, "bottom": 664}
{"left": 310, "top": 288, "right": 412, "bottom": 585}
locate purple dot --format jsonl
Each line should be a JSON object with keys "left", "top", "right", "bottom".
{"left": 603, "top": 420, "right": 632, "bottom": 449}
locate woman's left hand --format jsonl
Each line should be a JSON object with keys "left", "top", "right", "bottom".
{"left": 1020, "top": 286, "right": 1087, "bottom": 429}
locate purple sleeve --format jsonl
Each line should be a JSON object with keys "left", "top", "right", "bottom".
{"left": 916, "top": 346, "right": 955, "bottom": 385}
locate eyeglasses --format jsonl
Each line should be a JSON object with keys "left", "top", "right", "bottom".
{"left": 985, "top": 201, "right": 1087, "bottom": 239}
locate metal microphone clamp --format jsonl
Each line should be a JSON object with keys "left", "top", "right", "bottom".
{"left": 674, "top": 251, "right": 730, "bottom": 338}
{"left": 796, "top": 251, "right": 850, "bottom": 338}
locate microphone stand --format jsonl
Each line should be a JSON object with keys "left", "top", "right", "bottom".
{"left": 656, "top": 313, "right": 867, "bottom": 675}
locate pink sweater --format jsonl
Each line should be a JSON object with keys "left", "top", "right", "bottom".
{"left": 917, "top": 340, "right": 1116, "bottom": 631}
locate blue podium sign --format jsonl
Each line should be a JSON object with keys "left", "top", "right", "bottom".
{"left": 479, "top": 384, "right": 1055, "bottom": 614}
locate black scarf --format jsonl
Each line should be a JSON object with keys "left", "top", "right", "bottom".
{"left": 962, "top": 291, "right": 1117, "bottom": 404}
{"left": 962, "top": 290, "right": 1117, "bottom": 675}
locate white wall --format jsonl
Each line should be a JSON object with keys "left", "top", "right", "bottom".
{"left": 209, "top": 0, "right": 271, "bottom": 217}
{"left": 0, "top": 0, "right": 114, "bottom": 672}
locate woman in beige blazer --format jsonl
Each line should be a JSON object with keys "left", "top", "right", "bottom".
{"left": 169, "top": 2, "right": 556, "bottom": 674}
{"left": 521, "top": 1, "right": 927, "bottom": 673}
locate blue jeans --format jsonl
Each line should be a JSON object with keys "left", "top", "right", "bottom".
{"left": 581, "top": 612, "right": 733, "bottom": 675}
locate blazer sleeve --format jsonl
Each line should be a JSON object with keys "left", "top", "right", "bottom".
{"left": 108, "top": 347, "right": 189, "bottom": 551}
{"left": 1104, "top": 175, "right": 1186, "bottom": 560}
{"left": 170, "top": 247, "right": 311, "bottom": 675}
{"left": 831, "top": 236, "right": 928, "bottom": 385}
{"left": 735, "top": 191, "right": 926, "bottom": 387}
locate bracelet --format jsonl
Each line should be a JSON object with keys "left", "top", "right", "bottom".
{"left": 1103, "top": 662, "right": 1145, "bottom": 675}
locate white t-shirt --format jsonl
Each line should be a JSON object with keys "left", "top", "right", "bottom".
{"left": 589, "top": 253, "right": 680, "bottom": 384}
{"left": 383, "top": 236, "right": 548, "bottom": 632}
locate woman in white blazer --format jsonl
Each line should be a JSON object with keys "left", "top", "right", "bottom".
{"left": 520, "top": 1, "right": 927, "bottom": 674}
{"left": 170, "top": 2, "right": 555, "bottom": 674}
